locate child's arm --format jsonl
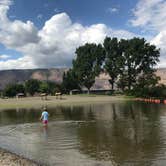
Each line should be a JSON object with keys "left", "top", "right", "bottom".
{"left": 40, "top": 114, "right": 43, "bottom": 121}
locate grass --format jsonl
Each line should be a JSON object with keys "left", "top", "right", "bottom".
{"left": 0, "top": 95, "right": 133, "bottom": 110}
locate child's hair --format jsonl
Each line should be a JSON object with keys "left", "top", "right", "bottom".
{"left": 42, "top": 105, "right": 47, "bottom": 111}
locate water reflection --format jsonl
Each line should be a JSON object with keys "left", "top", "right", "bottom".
{"left": 0, "top": 102, "right": 166, "bottom": 165}
{"left": 42, "top": 126, "right": 48, "bottom": 141}
{"left": 77, "top": 102, "right": 165, "bottom": 165}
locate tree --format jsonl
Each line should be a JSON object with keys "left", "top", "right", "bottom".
{"left": 73, "top": 43, "right": 105, "bottom": 93}
{"left": 132, "top": 71, "right": 161, "bottom": 97}
{"left": 39, "top": 81, "right": 61, "bottom": 95}
{"left": 62, "top": 69, "right": 80, "bottom": 93}
{"left": 3, "top": 83, "right": 25, "bottom": 97}
{"left": 120, "top": 38, "right": 160, "bottom": 90}
{"left": 39, "top": 82, "right": 49, "bottom": 94}
{"left": 104, "top": 37, "right": 124, "bottom": 90}
{"left": 136, "top": 72, "right": 160, "bottom": 89}
{"left": 25, "top": 79, "right": 41, "bottom": 96}
{"left": 47, "top": 81, "right": 60, "bottom": 95}
{"left": 117, "top": 73, "right": 128, "bottom": 91}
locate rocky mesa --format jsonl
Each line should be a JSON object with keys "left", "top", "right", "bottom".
{"left": 0, "top": 68, "right": 165, "bottom": 90}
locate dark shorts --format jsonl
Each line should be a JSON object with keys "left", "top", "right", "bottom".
{"left": 43, "top": 120, "right": 48, "bottom": 124}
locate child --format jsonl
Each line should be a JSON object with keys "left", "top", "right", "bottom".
{"left": 40, "top": 107, "right": 49, "bottom": 126}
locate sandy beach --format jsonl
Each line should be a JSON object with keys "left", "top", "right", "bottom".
{"left": 0, "top": 95, "right": 132, "bottom": 110}
{"left": 0, "top": 148, "right": 38, "bottom": 166}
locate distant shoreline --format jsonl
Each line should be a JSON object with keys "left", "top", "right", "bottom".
{"left": 0, "top": 95, "right": 132, "bottom": 110}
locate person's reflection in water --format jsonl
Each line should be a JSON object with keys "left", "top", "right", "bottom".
{"left": 130, "top": 104, "right": 135, "bottom": 120}
{"left": 42, "top": 126, "right": 48, "bottom": 141}
{"left": 112, "top": 104, "right": 117, "bottom": 120}
{"left": 129, "top": 104, "right": 138, "bottom": 144}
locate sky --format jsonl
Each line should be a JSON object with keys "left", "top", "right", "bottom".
{"left": 0, "top": 0, "right": 166, "bottom": 70}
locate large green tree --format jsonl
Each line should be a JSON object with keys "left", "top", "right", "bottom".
{"left": 104, "top": 37, "right": 124, "bottom": 90}
{"left": 3, "top": 84, "right": 25, "bottom": 97}
{"left": 62, "top": 69, "right": 80, "bottom": 93}
{"left": 119, "top": 38, "right": 160, "bottom": 90}
{"left": 39, "top": 81, "right": 62, "bottom": 95}
{"left": 73, "top": 43, "right": 105, "bottom": 93}
{"left": 25, "top": 79, "right": 41, "bottom": 96}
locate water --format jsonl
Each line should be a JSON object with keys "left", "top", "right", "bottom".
{"left": 0, "top": 101, "right": 166, "bottom": 165}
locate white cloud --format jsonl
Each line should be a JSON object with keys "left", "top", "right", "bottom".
{"left": 0, "top": 54, "right": 10, "bottom": 59}
{"left": 107, "top": 7, "right": 119, "bottom": 13}
{"left": 0, "top": 56, "right": 36, "bottom": 70}
{"left": 131, "top": 0, "right": 166, "bottom": 31}
{"left": 0, "top": 20, "right": 39, "bottom": 48}
{"left": 151, "top": 31, "right": 166, "bottom": 67}
{"left": 130, "top": 0, "right": 166, "bottom": 68}
{"left": 9, "top": 15, "right": 16, "bottom": 19}
{"left": 0, "top": 0, "right": 137, "bottom": 70}
{"left": 0, "top": 0, "right": 39, "bottom": 49}
{"left": 54, "top": 8, "right": 60, "bottom": 13}
{"left": 37, "top": 14, "right": 43, "bottom": 19}
{"left": 0, "top": 0, "right": 12, "bottom": 6}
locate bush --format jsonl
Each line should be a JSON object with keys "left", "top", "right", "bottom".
{"left": 131, "top": 84, "right": 166, "bottom": 98}
{"left": 3, "top": 84, "right": 25, "bottom": 97}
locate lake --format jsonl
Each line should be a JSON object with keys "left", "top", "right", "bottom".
{"left": 0, "top": 101, "right": 166, "bottom": 165}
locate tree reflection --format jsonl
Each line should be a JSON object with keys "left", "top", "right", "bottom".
{"left": 77, "top": 102, "right": 164, "bottom": 165}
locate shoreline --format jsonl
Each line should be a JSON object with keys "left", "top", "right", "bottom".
{"left": 0, "top": 148, "right": 38, "bottom": 166}
{"left": 0, "top": 95, "right": 133, "bottom": 111}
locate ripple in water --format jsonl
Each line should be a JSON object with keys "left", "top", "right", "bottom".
{"left": 0, "top": 102, "right": 166, "bottom": 165}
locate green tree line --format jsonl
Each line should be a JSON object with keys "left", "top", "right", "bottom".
{"left": 2, "top": 79, "right": 62, "bottom": 97}
{"left": 63, "top": 36, "right": 166, "bottom": 97}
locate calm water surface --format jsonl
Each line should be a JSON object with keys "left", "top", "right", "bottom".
{"left": 0, "top": 101, "right": 166, "bottom": 165}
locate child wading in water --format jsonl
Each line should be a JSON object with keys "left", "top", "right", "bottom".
{"left": 40, "top": 107, "right": 49, "bottom": 126}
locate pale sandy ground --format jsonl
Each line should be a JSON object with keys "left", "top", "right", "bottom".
{"left": 0, "top": 95, "right": 132, "bottom": 110}
{"left": 0, "top": 95, "right": 132, "bottom": 165}
{"left": 0, "top": 149, "right": 37, "bottom": 166}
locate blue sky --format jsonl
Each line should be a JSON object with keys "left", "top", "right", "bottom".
{"left": 8, "top": 0, "right": 136, "bottom": 29}
{"left": 0, "top": 0, "right": 166, "bottom": 69}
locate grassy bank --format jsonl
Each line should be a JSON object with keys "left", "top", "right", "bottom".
{"left": 0, "top": 95, "right": 133, "bottom": 110}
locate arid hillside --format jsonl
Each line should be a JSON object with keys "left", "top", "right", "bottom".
{"left": 0, "top": 68, "right": 67, "bottom": 90}
{"left": 155, "top": 68, "right": 166, "bottom": 85}
{"left": 0, "top": 68, "right": 165, "bottom": 90}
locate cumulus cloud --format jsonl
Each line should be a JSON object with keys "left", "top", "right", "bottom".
{"left": 107, "top": 7, "right": 119, "bottom": 13}
{"left": 0, "top": 54, "right": 10, "bottom": 60}
{"left": 130, "top": 0, "right": 166, "bottom": 67}
{"left": 0, "top": 0, "right": 11, "bottom": 5}
{"left": 151, "top": 31, "right": 166, "bottom": 67}
{"left": 130, "top": 0, "right": 166, "bottom": 31}
{"left": 0, "top": 0, "right": 136, "bottom": 70}
{"left": 0, "top": 56, "right": 36, "bottom": 69}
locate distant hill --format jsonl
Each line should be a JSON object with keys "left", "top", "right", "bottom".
{"left": 0, "top": 68, "right": 67, "bottom": 90}
{"left": 155, "top": 68, "right": 166, "bottom": 85}
{"left": 0, "top": 68, "right": 165, "bottom": 90}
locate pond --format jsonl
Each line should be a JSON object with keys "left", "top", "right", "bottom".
{"left": 0, "top": 101, "right": 166, "bottom": 165}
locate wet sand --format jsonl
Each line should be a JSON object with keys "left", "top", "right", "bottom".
{"left": 0, "top": 148, "right": 38, "bottom": 166}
